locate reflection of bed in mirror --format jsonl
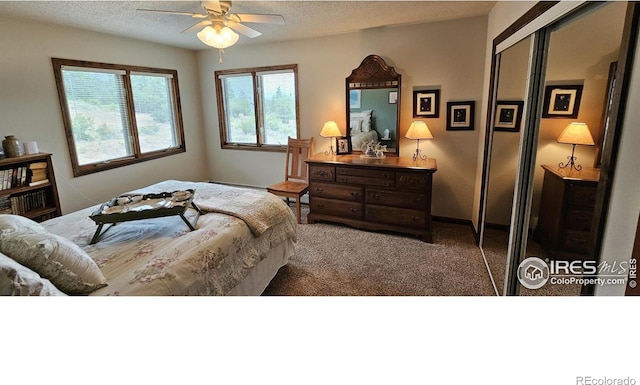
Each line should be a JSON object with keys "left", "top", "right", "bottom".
{"left": 349, "top": 109, "right": 378, "bottom": 150}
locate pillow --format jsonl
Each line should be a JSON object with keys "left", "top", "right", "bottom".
{"left": 0, "top": 252, "right": 66, "bottom": 296}
{"left": 350, "top": 118, "right": 363, "bottom": 134}
{"left": 0, "top": 231, "right": 107, "bottom": 295}
{"left": 350, "top": 110, "right": 372, "bottom": 132}
{"left": 0, "top": 214, "right": 48, "bottom": 235}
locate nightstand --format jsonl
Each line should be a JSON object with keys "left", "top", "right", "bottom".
{"left": 534, "top": 164, "right": 599, "bottom": 260}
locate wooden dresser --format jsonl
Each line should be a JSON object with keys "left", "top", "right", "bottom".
{"left": 305, "top": 153, "right": 437, "bottom": 242}
{"left": 534, "top": 164, "right": 599, "bottom": 259}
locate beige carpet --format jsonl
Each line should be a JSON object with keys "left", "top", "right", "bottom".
{"left": 263, "top": 205, "right": 496, "bottom": 296}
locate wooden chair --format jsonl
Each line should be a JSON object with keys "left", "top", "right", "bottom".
{"left": 267, "top": 136, "right": 315, "bottom": 224}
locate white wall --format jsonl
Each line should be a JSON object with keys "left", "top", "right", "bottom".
{"left": 0, "top": 16, "right": 207, "bottom": 214}
{"left": 199, "top": 16, "right": 488, "bottom": 220}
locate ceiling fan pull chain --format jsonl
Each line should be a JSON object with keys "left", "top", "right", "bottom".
{"left": 218, "top": 49, "right": 224, "bottom": 63}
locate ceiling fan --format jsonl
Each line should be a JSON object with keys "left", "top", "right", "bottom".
{"left": 138, "top": 1, "right": 285, "bottom": 54}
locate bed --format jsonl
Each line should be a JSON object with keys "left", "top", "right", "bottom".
{"left": 0, "top": 180, "right": 297, "bottom": 296}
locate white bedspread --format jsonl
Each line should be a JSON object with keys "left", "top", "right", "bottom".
{"left": 42, "top": 181, "right": 297, "bottom": 296}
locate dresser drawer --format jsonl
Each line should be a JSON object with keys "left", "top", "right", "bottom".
{"left": 310, "top": 182, "right": 363, "bottom": 202}
{"left": 397, "top": 172, "right": 429, "bottom": 190}
{"left": 336, "top": 167, "right": 394, "bottom": 180}
{"left": 366, "top": 205, "right": 426, "bottom": 227}
{"left": 366, "top": 189, "right": 427, "bottom": 210}
{"left": 567, "top": 184, "right": 596, "bottom": 207}
{"left": 309, "top": 165, "right": 335, "bottom": 181}
{"left": 310, "top": 197, "right": 363, "bottom": 219}
{"left": 565, "top": 208, "right": 593, "bottom": 231}
{"left": 336, "top": 175, "right": 394, "bottom": 188}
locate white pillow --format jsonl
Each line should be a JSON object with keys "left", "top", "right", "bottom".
{"left": 350, "top": 110, "right": 372, "bottom": 132}
{"left": 350, "top": 118, "right": 363, "bottom": 134}
{"left": 0, "top": 231, "right": 107, "bottom": 295}
{"left": 0, "top": 252, "right": 66, "bottom": 296}
{"left": 0, "top": 214, "right": 48, "bottom": 235}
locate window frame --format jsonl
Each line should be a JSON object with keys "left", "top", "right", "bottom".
{"left": 214, "top": 64, "right": 300, "bottom": 152}
{"left": 52, "top": 58, "right": 186, "bottom": 177}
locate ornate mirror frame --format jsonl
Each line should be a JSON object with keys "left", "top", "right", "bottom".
{"left": 346, "top": 54, "right": 401, "bottom": 156}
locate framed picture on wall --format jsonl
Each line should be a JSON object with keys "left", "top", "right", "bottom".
{"left": 388, "top": 91, "right": 398, "bottom": 104}
{"left": 542, "top": 84, "right": 583, "bottom": 118}
{"left": 336, "top": 136, "right": 352, "bottom": 155}
{"left": 413, "top": 89, "right": 440, "bottom": 118}
{"left": 446, "top": 101, "right": 475, "bottom": 130}
{"left": 494, "top": 100, "right": 524, "bottom": 132}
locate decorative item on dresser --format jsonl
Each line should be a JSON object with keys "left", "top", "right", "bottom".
{"left": 305, "top": 153, "right": 437, "bottom": 242}
{"left": 533, "top": 164, "right": 599, "bottom": 260}
{"left": 0, "top": 153, "right": 61, "bottom": 222}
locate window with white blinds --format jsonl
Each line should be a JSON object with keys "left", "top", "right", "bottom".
{"left": 215, "top": 65, "right": 299, "bottom": 151}
{"left": 52, "top": 58, "right": 185, "bottom": 176}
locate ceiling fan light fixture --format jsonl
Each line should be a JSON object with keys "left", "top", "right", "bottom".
{"left": 197, "top": 25, "right": 239, "bottom": 49}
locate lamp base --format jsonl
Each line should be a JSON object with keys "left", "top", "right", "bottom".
{"left": 412, "top": 141, "right": 427, "bottom": 161}
{"left": 324, "top": 145, "right": 336, "bottom": 156}
{"left": 558, "top": 144, "right": 582, "bottom": 171}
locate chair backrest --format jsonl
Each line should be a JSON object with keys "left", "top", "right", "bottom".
{"left": 285, "top": 136, "right": 315, "bottom": 182}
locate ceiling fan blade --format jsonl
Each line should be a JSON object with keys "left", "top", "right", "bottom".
{"left": 233, "top": 13, "right": 285, "bottom": 25}
{"left": 182, "top": 20, "right": 212, "bottom": 34}
{"left": 228, "top": 22, "right": 262, "bottom": 38}
{"left": 137, "top": 9, "right": 208, "bottom": 19}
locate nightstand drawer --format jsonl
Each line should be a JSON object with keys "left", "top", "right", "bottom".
{"left": 310, "top": 197, "right": 363, "bottom": 219}
{"left": 366, "top": 189, "right": 427, "bottom": 209}
{"left": 565, "top": 208, "right": 593, "bottom": 231}
{"left": 567, "top": 185, "right": 597, "bottom": 207}
{"left": 562, "top": 230, "right": 591, "bottom": 254}
{"left": 366, "top": 205, "right": 426, "bottom": 227}
{"left": 309, "top": 166, "right": 335, "bottom": 181}
{"left": 310, "top": 182, "right": 363, "bottom": 202}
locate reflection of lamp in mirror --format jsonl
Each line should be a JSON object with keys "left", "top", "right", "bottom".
{"left": 405, "top": 121, "right": 433, "bottom": 161}
{"left": 557, "top": 122, "right": 595, "bottom": 171}
{"left": 320, "top": 121, "right": 342, "bottom": 155}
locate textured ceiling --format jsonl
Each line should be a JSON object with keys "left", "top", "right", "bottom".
{"left": 0, "top": 1, "right": 496, "bottom": 50}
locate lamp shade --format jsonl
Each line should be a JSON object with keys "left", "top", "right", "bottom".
{"left": 320, "top": 121, "right": 342, "bottom": 137}
{"left": 405, "top": 121, "right": 434, "bottom": 140}
{"left": 197, "top": 25, "right": 239, "bottom": 49}
{"left": 557, "top": 122, "right": 595, "bottom": 146}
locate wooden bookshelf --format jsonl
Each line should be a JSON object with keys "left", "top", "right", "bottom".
{"left": 0, "top": 153, "right": 61, "bottom": 222}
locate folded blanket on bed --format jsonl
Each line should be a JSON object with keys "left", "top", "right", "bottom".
{"left": 127, "top": 180, "right": 294, "bottom": 237}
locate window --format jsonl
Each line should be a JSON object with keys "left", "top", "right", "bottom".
{"left": 215, "top": 65, "right": 299, "bottom": 151}
{"left": 52, "top": 58, "right": 185, "bottom": 176}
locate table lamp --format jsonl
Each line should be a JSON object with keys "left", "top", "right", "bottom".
{"left": 557, "top": 122, "right": 595, "bottom": 171}
{"left": 405, "top": 121, "right": 433, "bottom": 161}
{"left": 320, "top": 121, "right": 342, "bottom": 155}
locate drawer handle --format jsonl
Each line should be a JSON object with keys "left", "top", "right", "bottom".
{"left": 315, "top": 187, "right": 324, "bottom": 193}
{"left": 339, "top": 178, "right": 348, "bottom": 183}
{"left": 370, "top": 193, "right": 381, "bottom": 199}
{"left": 350, "top": 192, "right": 360, "bottom": 197}
{"left": 383, "top": 182, "right": 391, "bottom": 187}
{"left": 412, "top": 216, "right": 421, "bottom": 222}
{"left": 383, "top": 173, "right": 392, "bottom": 179}
{"left": 349, "top": 208, "right": 359, "bottom": 213}
{"left": 414, "top": 198, "right": 423, "bottom": 203}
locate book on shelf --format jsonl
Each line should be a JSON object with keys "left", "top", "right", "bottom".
{"left": 29, "top": 162, "right": 48, "bottom": 170}
{"left": 28, "top": 179, "right": 49, "bottom": 187}
{"left": 0, "top": 166, "right": 29, "bottom": 190}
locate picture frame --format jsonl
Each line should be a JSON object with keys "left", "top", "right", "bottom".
{"left": 446, "top": 101, "right": 475, "bottom": 131}
{"left": 542, "top": 84, "right": 584, "bottom": 118}
{"left": 336, "top": 136, "right": 352, "bottom": 155}
{"left": 349, "top": 89, "right": 361, "bottom": 109}
{"left": 388, "top": 91, "right": 398, "bottom": 104}
{"left": 494, "top": 100, "right": 524, "bottom": 132}
{"left": 413, "top": 89, "right": 440, "bottom": 118}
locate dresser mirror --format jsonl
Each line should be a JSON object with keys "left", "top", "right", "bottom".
{"left": 346, "top": 54, "right": 401, "bottom": 155}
